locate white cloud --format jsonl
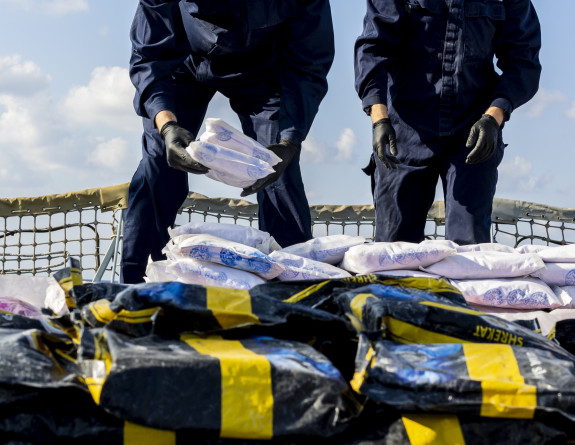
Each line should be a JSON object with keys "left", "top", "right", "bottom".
{"left": 0, "top": 95, "right": 40, "bottom": 146}
{"left": 335, "top": 128, "right": 357, "bottom": 162}
{"left": 0, "top": 65, "right": 143, "bottom": 198}
{"left": 0, "top": 55, "right": 51, "bottom": 96}
{"left": 0, "top": 0, "right": 88, "bottom": 15}
{"left": 497, "top": 155, "right": 550, "bottom": 192}
{"left": 301, "top": 134, "right": 327, "bottom": 163}
{"left": 521, "top": 88, "right": 567, "bottom": 118}
{"left": 63, "top": 66, "right": 139, "bottom": 130}
{"left": 89, "top": 138, "right": 129, "bottom": 169}
{"left": 565, "top": 101, "right": 575, "bottom": 119}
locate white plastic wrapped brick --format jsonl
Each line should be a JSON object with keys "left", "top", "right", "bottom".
{"left": 515, "top": 244, "right": 548, "bottom": 254}
{"left": 279, "top": 235, "right": 366, "bottom": 265}
{"left": 552, "top": 286, "right": 575, "bottom": 309}
{"left": 538, "top": 244, "right": 575, "bottom": 263}
{"left": 187, "top": 141, "right": 275, "bottom": 188}
{"left": 200, "top": 118, "right": 281, "bottom": 166}
{"left": 421, "top": 251, "right": 545, "bottom": 279}
{"left": 164, "top": 234, "right": 285, "bottom": 280}
{"left": 0, "top": 275, "right": 66, "bottom": 316}
{"left": 530, "top": 262, "right": 575, "bottom": 286}
{"left": 145, "top": 258, "right": 265, "bottom": 289}
{"left": 269, "top": 251, "right": 351, "bottom": 281}
{"left": 451, "top": 277, "right": 569, "bottom": 310}
{"left": 169, "top": 221, "right": 281, "bottom": 254}
{"left": 340, "top": 240, "right": 457, "bottom": 274}
{"left": 455, "top": 242, "right": 516, "bottom": 253}
{"left": 185, "top": 118, "right": 281, "bottom": 188}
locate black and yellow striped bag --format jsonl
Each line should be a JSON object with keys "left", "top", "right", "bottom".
{"left": 335, "top": 284, "right": 575, "bottom": 361}
{"left": 81, "top": 281, "right": 351, "bottom": 342}
{"left": 249, "top": 274, "right": 465, "bottom": 309}
{"left": 79, "top": 328, "right": 360, "bottom": 439}
{"left": 332, "top": 409, "right": 570, "bottom": 445}
{"left": 351, "top": 334, "right": 575, "bottom": 426}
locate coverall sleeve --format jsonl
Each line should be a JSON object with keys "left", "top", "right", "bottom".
{"left": 129, "top": 0, "right": 191, "bottom": 120}
{"left": 278, "top": 0, "right": 335, "bottom": 144}
{"left": 492, "top": 0, "right": 542, "bottom": 118}
{"left": 354, "top": 0, "right": 404, "bottom": 111}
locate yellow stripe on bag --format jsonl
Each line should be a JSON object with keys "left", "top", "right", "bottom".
{"left": 124, "top": 421, "right": 176, "bottom": 445}
{"left": 403, "top": 414, "right": 465, "bottom": 445}
{"left": 206, "top": 288, "right": 260, "bottom": 329}
{"left": 350, "top": 293, "right": 377, "bottom": 322}
{"left": 283, "top": 280, "right": 331, "bottom": 304}
{"left": 182, "top": 335, "right": 274, "bottom": 439}
{"left": 89, "top": 299, "right": 118, "bottom": 324}
{"left": 350, "top": 346, "right": 375, "bottom": 393}
{"left": 115, "top": 307, "right": 160, "bottom": 324}
{"left": 463, "top": 344, "right": 537, "bottom": 419}
{"left": 83, "top": 331, "right": 113, "bottom": 405}
{"left": 420, "top": 301, "right": 484, "bottom": 316}
{"left": 383, "top": 317, "right": 466, "bottom": 344}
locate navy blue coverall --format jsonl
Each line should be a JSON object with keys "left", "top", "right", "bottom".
{"left": 122, "top": 0, "right": 335, "bottom": 284}
{"left": 355, "top": 0, "right": 541, "bottom": 244}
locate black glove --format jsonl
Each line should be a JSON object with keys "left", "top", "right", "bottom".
{"left": 465, "top": 114, "right": 500, "bottom": 164}
{"left": 372, "top": 118, "right": 400, "bottom": 170}
{"left": 240, "top": 139, "right": 300, "bottom": 197}
{"left": 160, "top": 121, "right": 209, "bottom": 174}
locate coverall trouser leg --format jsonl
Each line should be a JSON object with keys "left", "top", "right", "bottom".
{"left": 371, "top": 133, "right": 504, "bottom": 245}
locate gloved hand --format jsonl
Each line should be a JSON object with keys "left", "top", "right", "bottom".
{"left": 240, "top": 139, "right": 300, "bottom": 197}
{"left": 160, "top": 121, "right": 209, "bottom": 174}
{"left": 465, "top": 114, "right": 500, "bottom": 164}
{"left": 372, "top": 118, "right": 400, "bottom": 169}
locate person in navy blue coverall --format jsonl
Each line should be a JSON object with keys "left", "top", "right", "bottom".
{"left": 355, "top": 0, "right": 541, "bottom": 244}
{"left": 122, "top": 0, "right": 335, "bottom": 284}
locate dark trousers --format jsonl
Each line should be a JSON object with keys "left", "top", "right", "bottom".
{"left": 368, "top": 129, "right": 505, "bottom": 245}
{"left": 121, "top": 67, "right": 312, "bottom": 284}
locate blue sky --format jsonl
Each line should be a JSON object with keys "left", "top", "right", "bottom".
{"left": 0, "top": 0, "right": 573, "bottom": 211}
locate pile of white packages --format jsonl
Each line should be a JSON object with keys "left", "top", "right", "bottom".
{"left": 145, "top": 222, "right": 364, "bottom": 289}
{"left": 146, "top": 221, "right": 575, "bottom": 335}
{"left": 340, "top": 239, "right": 575, "bottom": 336}
{"left": 186, "top": 118, "right": 281, "bottom": 188}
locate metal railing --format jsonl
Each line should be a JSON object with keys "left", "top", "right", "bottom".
{"left": 2, "top": 184, "right": 574, "bottom": 282}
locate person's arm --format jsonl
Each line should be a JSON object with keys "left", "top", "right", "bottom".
{"left": 276, "top": 0, "right": 335, "bottom": 144}
{"left": 129, "top": 0, "right": 190, "bottom": 122}
{"left": 354, "top": 0, "right": 404, "bottom": 115}
{"left": 241, "top": 0, "right": 335, "bottom": 196}
{"left": 491, "top": 0, "right": 542, "bottom": 120}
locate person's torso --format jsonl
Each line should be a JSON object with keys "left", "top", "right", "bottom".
{"left": 179, "top": 0, "right": 298, "bottom": 57}
{"left": 390, "top": 0, "right": 506, "bottom": 137}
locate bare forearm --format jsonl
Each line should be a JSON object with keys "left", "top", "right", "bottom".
{"left": 369, "top": 104, "right": 389, "bottom": 124}
{"left": 154, "top": 110, "right": 178, "bottom": 131}
{"left": 484, "top": 106, "right": 505, "bottom": 126}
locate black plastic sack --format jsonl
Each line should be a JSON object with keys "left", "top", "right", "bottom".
{"left": 352, "top": 334, "right": 575, "bottom": 427}
{"left": 79, "top": 327, "right": 360, "bottom": 438}
{"left": 71, "top": 282, "right": 130, "bottom": 308}
{"left": 80, "top": 281, "right": 353, "bottom": 342}
{"left": 334, "top": 284, "right": 575, "bottom": 361}
{"left": 554, "top": 319, "right": 575, "bottom": 355}
{"left": 52, "top": 257, "right": 83, "bottom": 310}
{"left": 329, "top": 404, "right": 568, "bottom": 445}
{"left": 249, "top": 274, "right": 466, "bottom": 309}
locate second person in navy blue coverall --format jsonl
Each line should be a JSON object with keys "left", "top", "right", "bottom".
{"left": 355, "top": 0, "right": 542, "bottom": 244}
{"left": 122, "top": 0, "right": 335, "bottom": 284}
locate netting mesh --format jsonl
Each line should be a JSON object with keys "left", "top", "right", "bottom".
{"left": 1, "top": 184, "right": 574, "bottom": 282}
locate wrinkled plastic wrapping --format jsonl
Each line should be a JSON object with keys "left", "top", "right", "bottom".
{"left": 4, "top": 266, "right": 575, "bottom": 442}
{"left": 351, "top": 335, "right": 575, "bottom": 425}
{"left": 333, "top": 283, "right": 575, "bottom": 361}
{"left": 165, "top": 234, "right": 285, "bottom": 280}
{"left": 80, "top": 329, "right": 359, "bottom": 437}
